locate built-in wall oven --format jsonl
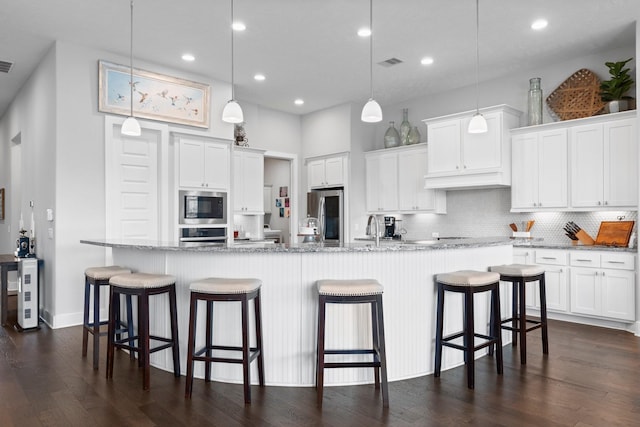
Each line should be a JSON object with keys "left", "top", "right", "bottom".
{"left": 179, "top": 227, "right": 227, "bottom": 242}
{"left": 179, "top": 190, "right": 227, "bottom": 225}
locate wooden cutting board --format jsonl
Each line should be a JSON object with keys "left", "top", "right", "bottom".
{"left": 595, "top": 221, "right": 635, "bottom": 246}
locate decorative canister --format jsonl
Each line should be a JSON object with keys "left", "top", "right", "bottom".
{"left": 407, "top": 126, "right": 421, "bottom": 145}
{"left": 384, "top": 121, "right": 401, "bottom": 148}
{"left": 528, "top": 77, "right": 543, "bottom": 126}
{"left": 399, "top": 108, "right": 411, "bottom": 145}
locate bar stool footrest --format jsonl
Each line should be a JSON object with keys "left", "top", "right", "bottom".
{"left": 193, "top": 345, "right": 261, "bottom": 364}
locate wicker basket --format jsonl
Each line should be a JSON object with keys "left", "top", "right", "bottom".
{"left": 546, "top": 69, "right": 606, "bottom": 120}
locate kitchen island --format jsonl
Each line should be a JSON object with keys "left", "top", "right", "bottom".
{"left": 81, "top": 238, "right": 513, "bottom": 387}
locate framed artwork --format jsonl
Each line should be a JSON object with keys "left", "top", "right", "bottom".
{"left": 0, "top": 188, "right": 4, "bottom": 221}
{"left": 98, "top": 60, "right": 210, "bottom": 129}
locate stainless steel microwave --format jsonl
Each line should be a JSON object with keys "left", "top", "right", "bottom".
{"left": 179, "top": 190, "right": 227, "bottom": 225}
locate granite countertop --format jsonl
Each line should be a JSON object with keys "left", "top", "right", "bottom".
{"left": 80, "top": 237, "right": 514, "bottom": 254}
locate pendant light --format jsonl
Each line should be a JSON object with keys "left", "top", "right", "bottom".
{"left": 121, "top": 0, "right": 141, "bottom": 136}
{"left": 468, "top": 0, "right": 487, "bottom": 134}
{"left": 361, "top": 0, "right": 382, "bottom": 123}
{"left": 222, "top": 0, "right": 244, "bottom": 123}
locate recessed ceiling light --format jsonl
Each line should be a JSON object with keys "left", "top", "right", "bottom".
{"left": 294, "top": 99, "right": 304, "bottom": 106}
{"left": 181, "top": 53, "right": 195, "bottom": 62}
{"left": 232, "top": 21, "right": 246, "bottom": 31}
{"left": 357, "top": 27, "right": 371, "bottom": 37}
{"left": 420, "top": 57, "right": 434, "bottom": 65}
{"left": 531, "top": 19, "right": 548, "bottom": 30}
{"left": 254, "top": 74, "right": 266, "bottom": 81}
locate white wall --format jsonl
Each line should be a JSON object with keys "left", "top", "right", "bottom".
{"left": 301, "top": 103, "right": 352, "bottom": 159}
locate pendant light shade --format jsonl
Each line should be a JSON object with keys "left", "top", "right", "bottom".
{"left": 361, "top": 0, "right": 382, "bottom": 123}
{"left": 222, "top": 0, "right": 244, "bottom": 124}
{"left": 121, "top": 0, "right": 141, "bottom": 137}
{"left": 468, "top": 0, "right": 487, "bottom": 134}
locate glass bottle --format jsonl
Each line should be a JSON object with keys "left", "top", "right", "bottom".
{"left": 399, "top": 108, "right": 411, "bottom": 145}
{"left": 528, "top": 77, "right": 543, "bottom": 126}
{"left": 407, "top": 126, "right": 421, "bottom": 145}
{"left": 384, "top": 121, "right": 401, "bottom": 148}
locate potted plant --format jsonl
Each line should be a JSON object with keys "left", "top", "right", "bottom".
{"left": 600, "top": 57, "right": 635, "bottom": 113}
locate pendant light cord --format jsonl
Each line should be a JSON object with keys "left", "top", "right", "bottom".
{"left": 129, "top": 0, "right": 134, "bottom": 117}
{"left": 230, "top": 0, "right": 235, "bottom": 101}
{"left": 474, "top": 0, "right": 480, "bottom": 114}
{"left": 369, "top": 0, "right": 373, "bottom": 99}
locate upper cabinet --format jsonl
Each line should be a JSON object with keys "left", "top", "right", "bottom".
{"left": 178, "top": 137, "right": 230, "bottom": 190}
{"left": 423, "top": 105, "right": 522, "bottom": 190}
{"left": 511, "top": 111, "right": 637, "bottom": 212}
{"left": 233, "top": 148, "right": 265, "bottom": 214}
{"left": 307, "top": 155, "right": 346, "bottom": 189}
{"left": 366, "top": 144, "right": 446, "bottom": 214}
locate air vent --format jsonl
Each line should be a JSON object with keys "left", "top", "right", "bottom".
{"left": 378, "top": 57, "right": 403, "bottom": 67}
{"left": 0, "top": 60, "right": 14, "bottom": 73}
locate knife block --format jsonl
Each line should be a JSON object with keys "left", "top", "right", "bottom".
{"left": 575, "top": 230, "right": 595, "bottom": 246}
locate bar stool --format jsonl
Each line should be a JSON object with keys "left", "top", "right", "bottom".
{"left": 434, "top": 270, "right": 503, "bottom": 389}
{"left": 489, "top": 264, "right": 548, "bottom": 364}
{"left": 185, "top": 278, "right": 264, "bottom": 404}
{"left": 316, "top": 279, "right": 388, "bottom": 407}
{"left": 82, "top": 266, "right": 132, "bottom": 370}
{"left": 106, "top": 273, "right": 180, "bottom": 390}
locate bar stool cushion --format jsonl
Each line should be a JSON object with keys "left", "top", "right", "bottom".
{"left": 110, "top": 272, "right": 176, "bottom": 288}
{"left": 190, "top": 277, "right": 262, "bottom": 294}
{"left": 490, "top": 264, "right": 545, "bottom": 277}
{"left": 317, "top": 279, "right": 383, "bottom": 296}
{"left": 85, "top": 266, "right": 131, "bottom": 280}
{"left": 436, "top": 270, "right": 500, "bottom": 287}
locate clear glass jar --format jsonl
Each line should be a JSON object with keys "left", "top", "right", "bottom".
{"left": 399, "top": 108, "right": 411, "bottom": 145}
{"left": 384, "top": 121, "right": 401, "bottom": 148}
{"left": 528, "top": 77, "right": 543, "bottom": 126}
{"left": 407, "top": 126, "right": 421, "bottom": 145}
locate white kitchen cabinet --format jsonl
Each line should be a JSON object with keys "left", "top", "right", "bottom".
{"left": 233, "top": 148, "right": 264, "bottom": 214}
{"left": 366, "top": 145, "right": 445, "bottom": 214}
{"left": 263, "top": 185, "right": 272, "bottom": 214}
{"left": 529, "top": 249, "right": 569, "bottom": 313}
{"left": 423, "top": 105, "right": 522, "bottom": 189}
{"left": 570, "top": 117, "right": 637, "bottom": 209}
{"left": 365, "top": 151, "right": 398, "bottom": 212}
{"left": 178, "top": 138, "right": 229, "bottom": 190}
{"left": 511, "top": 129, "right": 568, "bottom": 211}
{"left": 307, "top": 155, "right": 345, "bottom": 189}
{"left": 397, "top": 145, "right": 446, "bottom": 213}
{"left": 569, "top": 251, "right": 635, "bottom": 321}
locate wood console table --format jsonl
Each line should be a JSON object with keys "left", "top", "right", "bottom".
{"left": 0, "top": 254, "right": 44, "bottom": 326}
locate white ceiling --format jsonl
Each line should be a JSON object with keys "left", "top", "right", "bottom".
{"left": 0, "top": 0, "right": 638, "bottom": 119}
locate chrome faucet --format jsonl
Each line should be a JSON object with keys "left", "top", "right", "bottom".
{"left": 367, "top": 215, "right": 380, "bottom": 247}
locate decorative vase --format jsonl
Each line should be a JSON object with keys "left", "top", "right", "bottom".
{"left": 399, "top": 108, "right": 411, "bottom": 145}
{"left": 407, "top": 126, "right": 421, "bottom": 145}
{"left": 384, "top": 121, "right": 401, "bottom": 148}
{"left": 607, "top": 99, "right": 629, "bottom": 113}
{"left": 527, "top": 77, "right": 543, "bottom": 126}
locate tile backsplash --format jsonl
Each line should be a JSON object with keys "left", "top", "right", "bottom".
{"left": 398, "top": 188, "right": 637, "bottom": 245}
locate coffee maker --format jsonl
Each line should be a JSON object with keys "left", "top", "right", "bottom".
{"left": 384, "top": 216, "right": 396, "bottom": 238}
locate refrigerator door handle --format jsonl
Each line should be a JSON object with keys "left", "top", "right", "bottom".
{"left": 318, "top": 196, "right": 326, "bottom": 242}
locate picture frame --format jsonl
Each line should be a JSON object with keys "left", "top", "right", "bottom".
{"left": 98, "top": 60, "right": 210, "bottom": 129}
{"left": 0, "top": 188, "right": 4, "bottom": 221}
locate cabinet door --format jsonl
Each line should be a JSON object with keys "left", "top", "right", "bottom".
{"left": 570, "top": 124, "right": 604, "bottom": 207}
{"left": 203, "top": 143, "right": 229, "bottom": 190}
{"left": 241, "top": 151, "right": 265, "bottom": 213}
{"left": 307, "top": 159, "right": 326, "bottom": 189}
{"left": 426, "top": 120, "right": 460, "bottom": 175}
{"left": 537, "top": 129, "right": 568, "bottom": 208}
{"left": 179, "top": 140, "right": 206, "bottom": 188}
{"left": 365, "top": 153, "right": 398, "bottom": 212}
{"left": 398, "top": 147, "right": 436, "bottom": 211}
{"left": 461, "top": 112, "right": 501, "bottom": 171}
{"left": 511, "top": 133, "right": 539, "bottom": 209}
{"left": 324, "top": 157, "right": 344, "bottom": 186}
{"left": 601, "top": 269, "right": 635, "bottom": 321}
{"left": 543, "top": 266, "right": 568, "bottom": 312}
{"left": 570, "top": 268, "right": 601, "bottom": 316}
{"left": 604, "top": 119, "right": 637, "bottom": 207}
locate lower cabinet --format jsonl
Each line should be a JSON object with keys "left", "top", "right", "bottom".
{"left": 513, "top": 247, "right": 636, "bottom": 323}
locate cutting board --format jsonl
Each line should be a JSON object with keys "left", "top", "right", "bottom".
{"left": 595, "top": 221, "right": 635, "bottom": 246}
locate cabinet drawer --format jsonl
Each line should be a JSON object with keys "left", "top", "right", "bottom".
{"left": 535, "top": 250, "right": 567, "bottom": 266}
{"left": 601, "top": 253, "right": 635, "bottom": 270}
{"left": 569, "top": 252, "right": 600, "bottom": 267}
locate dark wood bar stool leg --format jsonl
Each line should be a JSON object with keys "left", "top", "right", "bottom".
{"left": 316, "top": 294, "right": 326, "bottom": 406}
{"left": 539, "top": 274, "right": 549, "bottom": 355}
{"left": 518, "top": 278, "right": 527, "bottom": 364}
{"left": 434, "top": 284, "right": 445, "bottom": 378}
{"left": 375, "top": 294, "right": 389, "bottom": 406}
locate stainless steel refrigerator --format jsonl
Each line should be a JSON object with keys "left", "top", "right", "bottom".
{"left": 307, "top": 188, "right": 344, "bottom": 244}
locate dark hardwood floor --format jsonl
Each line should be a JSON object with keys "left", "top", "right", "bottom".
{"left": 0, "top": 297, "right": 639, "bottom": 426}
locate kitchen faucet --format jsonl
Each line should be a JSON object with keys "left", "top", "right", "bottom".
{"left": 367, "top": 215, "right": 380, "bottom": 247}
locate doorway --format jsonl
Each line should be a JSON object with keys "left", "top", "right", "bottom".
{"left": 263, "top": 152, "right": 297, "bottom": 244}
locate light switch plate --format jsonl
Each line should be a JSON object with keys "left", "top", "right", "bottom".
{"left": 46, "top": 209, "right": 54, "bottom": 221}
